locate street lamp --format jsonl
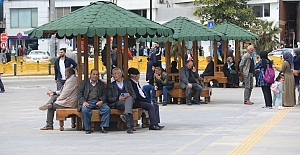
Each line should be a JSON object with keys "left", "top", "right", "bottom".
{"left": 150, "top": 0, "right": 152, "bottom": 47}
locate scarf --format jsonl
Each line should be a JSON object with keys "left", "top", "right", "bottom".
{"left": 283, "top": 51, "right": 293, "bottom": 69}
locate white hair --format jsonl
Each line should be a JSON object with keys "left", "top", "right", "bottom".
{"left": 247, "top": 45, "right": 254, "bottom": 51}
{"left": 112, "top": 67, "right": 122, "bottom": 74}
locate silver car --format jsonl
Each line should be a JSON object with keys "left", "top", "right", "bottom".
{"left": 268, "top": 48, "right": 294, "bottom": 57}
{"left": 26, "top": 50, "right": 50, "bottom": 62}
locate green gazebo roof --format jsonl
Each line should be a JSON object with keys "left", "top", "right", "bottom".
{"left": 213, "top": 22, "right": 259, "bottom": 40}
{"left": 25, "top": 1, "right": 173, "bottom": 38}
{"left": 137, "top": 16, "right": 223, "bottom": 42}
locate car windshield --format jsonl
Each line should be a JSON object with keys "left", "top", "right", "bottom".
{"left": 30, "top": 51, "right": 47, "bottom": 55}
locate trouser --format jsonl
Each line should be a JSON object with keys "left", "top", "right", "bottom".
{"left": 56, "top": 79, "right": 66, "bottom": 91}
{"left": 261, "top": 86, "right": 272, "bottom": 107}
{"left": 139, "top": 101, "right": 160, "bottom": 125}
{"left": 142, "top": 84, "right": 153, "bottom": 100}
{"left": 272, "top": 93, "right": 282, "bottom": 107}
{"left": 46, "top": 95, "right": 67, "bottom": 127}
{"left": 115, "top": 96, "right": 134, "bottom": 126}
{"left": 244, "top": 73, "right": 253, "bottom": 101}
{"left": 151, "top": 84, "right": 174, "bottom": 103}
{"left": 296, "top": 85, "right": 300, "bottom": 104}
{"left": 185, "top": 83, "right": 203, "bottom": 102}
{"left": 0, "top": 78, "right": 4, "bottom": 91}
{"left": 81, "top": 100, "right": 111, "bottom": 131}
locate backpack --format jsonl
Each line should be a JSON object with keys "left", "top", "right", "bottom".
{"left": 270, "top": 81, "right": 280, "bottom": 93}
{"left": 263, "top": 64, "right": 275, "bottom": 84}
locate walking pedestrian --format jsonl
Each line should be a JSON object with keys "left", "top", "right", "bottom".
{"left": 0, "top": 73, "right": 5, "bottom": 93}
{"left": 239, "top": 45, "right": 255, "bottom": 105}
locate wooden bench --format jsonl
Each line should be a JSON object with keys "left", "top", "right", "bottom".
{"left": 56, "top": 108, "right": 144, "bottom": 132}
{"left": 156, "top": 73, "right": 212, "bottom": 104}
{"left": 203, "top": 65, "right": 228, "bottom": 88}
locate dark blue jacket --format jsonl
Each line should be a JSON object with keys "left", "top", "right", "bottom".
{"left": 129, "top": 79, "right": 150, "bottom": 107}
{"left": 293, "top": 56, "right": 300, "bottom": 85}
{"left": 54, "top": 57, "right": 77, "bottom": 80}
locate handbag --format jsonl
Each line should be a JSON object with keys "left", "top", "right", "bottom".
{"left": 293, "top": 70, "right": 299, "bottom": 76}
{"left": 229, "top": 69, "right": 237, "bottom": 74}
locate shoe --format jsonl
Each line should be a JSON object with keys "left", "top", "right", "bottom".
{"left": 191, "top": 100, "right": 200, "bottom": 105}
{"left": 162, "top": 102, "right": 167, "bottom": 106}
{"left": 244, "top": 101, "right": 253, "bottom": 105}
{"left": 278, "top": 106, "right": 284, "bottom": 110}
{"left": 120, "top": 115, "right": 127, "bottom": 123}
{"left": 149, "top": 124, "right": 161, "bottom": 130}
{"left": 40, "top": 126, "right": 53, "bottom": 130}
{"left": 186, "top": 102, "right": 192, "bottom": 106}
{"left": 157, "top": 124, "right": 164, "bottom": 129}
{"left": 100, "top": 127, "right": 107, "bottom": 134}
{"left": 86, "top": 130, "right": 91, "bottom": 134}
{"left": 127, "top": 126, "right": 133, "bottom": 134}
{"left": 0, "top": 90, "right": 5, "bottom": 93}
{"left": 39, "top": 104, "right": 51, "bottom": 110}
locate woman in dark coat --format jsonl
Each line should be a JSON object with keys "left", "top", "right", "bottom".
{"left": 223, "top": 56, "right": 239, "bottom": 88}
{"left": 255, "top": 51, "right": 272, "bottom": 108}
{"left": 293, "top": 48, "right": 300, "bottom": 104}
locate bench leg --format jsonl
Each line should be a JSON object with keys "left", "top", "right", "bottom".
{"left": 178, "top": 98, "right": 181, "bottom": 105}
{"left": 117, "top": 121, "right": 125, "bottom": 131}
{"left": 133, "top": 120, "right": 138, "bottom": 131}
{"left": 141, "top": 112, "right": 149, "bottom": 128}
{"left": 208, "top": 97, "right": 211, "bottom": 102}
{"left": 224, "top": 83, "right": 226, "bottom": 88}
{"left": 59, "top": 120, "right": 64, "bottom": 131}
{"left": 91, "top": 122, "right": 95, "bottom": 132}
{"left": 205, "top": 97, "right": 209, "bottom": 104}
{"left": 71, "top": 115, "right": 76, "bottom": 128}
{"left": 76, "top": 117, "right": 82, "bottom": 131}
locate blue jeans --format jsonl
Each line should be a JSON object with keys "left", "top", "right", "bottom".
{"left": 142, "top": 84, "right": 153, "bottom": 100}
{"left": 272, "top": 93, "right": 282, "bottom": 107}
{"left": 151, "top": 84, "right": 174, "bottom": 102}
{"left": 81, "top": 100, "right": 110, "bottom": 131}
{"left": 200, "top": 74, "right": 204, "bottom": 78}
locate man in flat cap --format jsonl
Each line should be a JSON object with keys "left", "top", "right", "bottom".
{"left": 128, "top": 68, "right": 164, "bottom": 130}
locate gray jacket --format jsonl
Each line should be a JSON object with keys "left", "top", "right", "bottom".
{"left": 78, "top": 79, "right": 107, "bottom": 105}
{"left": 107, "top": 80, "right": 136, "bottom": 107}
{"left": 180, "top": 66, "right": 199, "bottom": 89}
{"left": 239, "top": 52, "right": 255, "bottom": 76}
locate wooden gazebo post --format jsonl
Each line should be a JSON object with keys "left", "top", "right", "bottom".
{"left": 192, "top": 40, "right": 198, "bottom": 72}
{"left": 234, "top": 40, "right": 240, "bottom": 70}
{"left": 83, "top": 35, "right": 89, "bottom": 79}
{"left": 76, "top": 35, "right": 82, "bottom": 85}
{"left": 117, "top": 35, "right": 123, "bottom": 69}
{"left": 94, "top": 35, "right": 99, "bottom": 70}
{"left": 165, "top": 41, "right": 171, "bottom": 73}
{"left": 177, "top": 41, "right": 181, "bottom": 74}
{"left": 213, "top": 40, "right": 218, "bottom": 73}
{"left": 123, "top": 34, "right": 129, "bottom": 80}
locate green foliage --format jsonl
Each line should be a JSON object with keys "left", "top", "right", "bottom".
{"left": 193, "top": 0, "right": 258, "bottom": 29}
{"left": 170, "top": 41, "right": 187, "bottom": 61}
{"left": 251, "top": 20, "right": 282, "bottom": 53}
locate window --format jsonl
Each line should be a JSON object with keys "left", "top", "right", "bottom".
{"left": 130, "top": 10, "right": 147, "bottom": 18}
{"left": 10, "top": 8, "right": 38, "bottom": 28}
{"left": 56, "top": 7, "right": 70, "bottom": 19}
{"left": 249, "top": 3, "right": 270, "bottom": 18}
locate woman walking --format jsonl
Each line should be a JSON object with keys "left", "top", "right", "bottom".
{"left": 255, "top": 51, "right": 272, "bottom": 108}
{"left": 281, "top": 51, "right": 296, "bottom": 107}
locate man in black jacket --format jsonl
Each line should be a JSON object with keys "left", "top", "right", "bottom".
{"left": 78, "top": 69, "right": 110, "bottom": 134}
{"left": 200, "top": 56, "right": 214, "bottom": 78}
{"left": 107, "top": 67, "right": 136, "bottom": 134}
{"left": 128, "top": 68, "right": 164, "bottom": 130}
{"left": 54, "top": 48, "right": 77, "bottom": 90}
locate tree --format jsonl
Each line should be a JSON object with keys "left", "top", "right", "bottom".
{"left": 193, "top": 0, "right": 257, "bottom": 28}
{"left": 251, "top": 20, "right": 282, "bottom": 53}
{"left": 170, "top": 41, "right": 187, "bottom": 61}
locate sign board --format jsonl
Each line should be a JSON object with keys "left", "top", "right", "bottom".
{"left": 1, "top": 33, "right": 7, "bottom": 42}
{"left": 208, "top": 20, "right": 214, "bottom": 28}
{"left": 1, "top": 42, "right": 6, "bottom": 49}
{"left": 17, "top": 32, "right": 23, "bottom": 40}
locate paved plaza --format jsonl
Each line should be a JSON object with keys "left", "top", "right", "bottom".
{"left": 0, "top": 74, "right": 300, "bottom": 155}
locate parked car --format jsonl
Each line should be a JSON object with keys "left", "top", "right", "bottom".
{"left": 26, "top": 50, "right": 50, "bottom": 62}
{"left": 268, "top": 48, "right": 294, "bottom": 57}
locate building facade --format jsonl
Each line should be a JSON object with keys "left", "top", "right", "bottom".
{"left": 2, "top": 0, "right": 298, "bottom": 54}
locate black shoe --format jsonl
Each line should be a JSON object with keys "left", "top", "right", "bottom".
{"left": 127, "top": 127, "right": 133, "bottom": 134}
{"left": 85, "top": 130, "right": 91, "bottom": 134}
{"left": 100, "top": 127, "right": 107, "bottom": 134}
{"left": 0, "top": 90, "right": 5, "bottom": 93}
{"left": 149, "top": 124, "right": 161, "bottom": 130}
{"left": 191, "top": 100, "right": 200, "bottom": 105}
{"left": 162, "top": 102, "right": 167, "bottom": 106}
{"left": 187, "top": 102, "right": 192, "bottom": 105}
{"left": 120, "top": 114, "right": 127, "bottom": 123}
{"left": 157, "top": 124, "right": 164, "bottom": 129}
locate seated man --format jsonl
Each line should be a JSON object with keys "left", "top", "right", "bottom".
{"left": 200, "top": 56, "right": 214, "bottom": 78}
{"left": 78, "top": 69, "right": 110, "bottom": 134}
{"left": 142, "top": 62, "right": 160, "bottom": 99}
{"left": 39, "top": 67, "right": 78, "bottom": 130}
{"left": 180, "top": 60, "right": 203, "bottom": 105}
{"left": 107, "top": 67, "right": 136, "bottom": 134}
{"left": 151, "top": 67, "right": 174, "bottom": 106}
{"left": 128, "top": 68, "right": 164, "bottom": 130}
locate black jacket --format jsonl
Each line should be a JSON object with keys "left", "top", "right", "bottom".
{"left": 54, "top": 57, "right": 77, "bottom": 80}
{"left": 129, "top": 79, "right": 150, "bottom": 107}
{"left": 203, "top": 61, "right": 214, "bottom": 76}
